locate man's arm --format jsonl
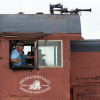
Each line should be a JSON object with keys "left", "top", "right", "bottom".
{"left": 28, "top": 56, "right": 34, "bottom": 59}
{"left": 11, "top": 58, "right": 21, "bottom": 63}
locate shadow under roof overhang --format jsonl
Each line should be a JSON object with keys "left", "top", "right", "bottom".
{"left": 0, "top": 32, "right": 45, "bottom": 39}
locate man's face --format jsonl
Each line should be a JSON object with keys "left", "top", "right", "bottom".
{"left": 17, "top": 43, "right": 24, "bottom": 51}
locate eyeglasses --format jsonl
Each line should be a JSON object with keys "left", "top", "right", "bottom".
{"left": 19, "top": 44, "right": 24, "bottom": 46}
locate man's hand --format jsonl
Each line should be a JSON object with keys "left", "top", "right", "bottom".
{"left": 11, "top": 58, "right": 21, "bottom": 63}
{"left": 17, "top": 58, "right": 21, "bottom": 63}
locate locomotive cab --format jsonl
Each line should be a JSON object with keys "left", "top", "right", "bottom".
{"left": 0, "top": 12, "right": 82, "bottom": 100}
{"left": 0, "top": 3, "right": 88, "bottom": 99}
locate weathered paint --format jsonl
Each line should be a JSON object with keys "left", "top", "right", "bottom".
{"left": 71, "top": 41, "right": 100, "bottom": 100}
{"left": 71, "top": 52, "right": 100, "bottom": 83}
{"left": 0, "top": 14, "right": 81, "bottom": 33}
{"left": 72, "top": 83, "right": 100, "bottom": 100}
{"left": 0, "top": 33, "right": 82, "bottom": 100}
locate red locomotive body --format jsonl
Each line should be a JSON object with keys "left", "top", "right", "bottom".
{"left": 0, "top": 33, "right": 81, "bottom": 100}
{"left": 0, "top": 4, "right": 93, "bottom": 100}
{"left": 71, "top": 41, "right": 100, "bottom": 100}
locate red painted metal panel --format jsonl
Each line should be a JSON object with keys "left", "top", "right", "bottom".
{"left": 1, "top": 38, "right": 9, "bottom": 59}
{"left": 71, "top": 52, "right": 100, "bottom": 84}
{"left": 71, "top": 52, "right": 100, "bottom": 100}
{"left": 72, "top": 83, "right": 100, "bottom": 100}
{"left": 0, "top": 33, "right": 82, "bottom": 100}
{"left": 0, "top": 39, "right": 1, "bottom": 92}
{"left": 78, "top": 95, "right": 98, "bottom": 100}
{"left": 0, "top": 38, "right": 2, "bottom": 60}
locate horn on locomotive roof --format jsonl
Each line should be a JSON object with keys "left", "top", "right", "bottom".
{"left": 50, "top": 3, "right": 91, "bottom": 14}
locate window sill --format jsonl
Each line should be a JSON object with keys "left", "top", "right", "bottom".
{"left": 38, "top": 66, "right": 63, "bottom": 68}
{"left": 12, "top": 65, "right": 34, "bottom": 70}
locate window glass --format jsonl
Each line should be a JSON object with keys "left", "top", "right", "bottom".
{"left": 24, "top": 46, "right": 31, "bottom": 55}
{"left": 38, "top": 41, "right": 62, "bottom": 67}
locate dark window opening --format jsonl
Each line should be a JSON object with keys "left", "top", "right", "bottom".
{"left": 9, "top": 40, "right": 34, "bottom": 70}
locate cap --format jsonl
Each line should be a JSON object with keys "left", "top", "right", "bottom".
{"left": 17, "top": 41, "right": 24, "bottom": 46}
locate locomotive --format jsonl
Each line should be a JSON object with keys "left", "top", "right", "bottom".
{"left": 0, "top": 3, "right": 97, "bottom": 100}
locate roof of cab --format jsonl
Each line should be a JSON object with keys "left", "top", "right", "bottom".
{"left": 0, "top": 14, "right": 81, "bottom": 34}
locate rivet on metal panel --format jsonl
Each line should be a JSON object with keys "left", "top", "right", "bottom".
{"left": 54, "top": 16, "right": 64, "bottom": 20}
{"left": 48, "top": 16, "right": 51, "bottom": 18}
{"left": 0, "top": 57, "right": 3, "bottom": 60}
{"left": 3, "top": 66, "right": 7, "bottom": 68}
{"left": 30, "top": 70, "right": 33, "bottom": 72}
{"left": 10, "top": 94, "right": 16, "bottom": 98}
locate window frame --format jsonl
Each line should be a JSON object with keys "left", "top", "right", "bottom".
{"left": 9, "top": 40, "right": 35, "bottom": 70}
{"left": 37, "top": 40, "right": 63, "bottom": 68}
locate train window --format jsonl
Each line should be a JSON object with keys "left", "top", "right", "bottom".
{"left": 9, "top": 40, "right": 34, "bottom": 70}
{"left": 38, "top": 40, "right": 62, "bottom": 68}
{"left": 24, "top": 46, "right": 31, "bottom": 55}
